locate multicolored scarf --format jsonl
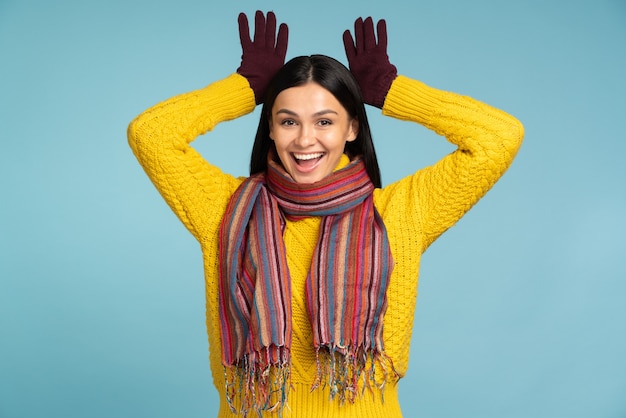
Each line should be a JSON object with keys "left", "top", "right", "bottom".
{"left": 218, "top": 157, "right": 396, "bottom": 415}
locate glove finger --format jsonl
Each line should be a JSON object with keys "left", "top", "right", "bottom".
{"left": 265, "top": 11, "right": 277, "bottom": 50}
{"left": 276, "top": 23, "right": 289, "bottom": 60}
{"left": 363, "top": 16, "right": 376, "bottom": 50}
{"left": 238, "top": 13, "right": 252, "bottom": 49}
{"left": 376, "top": 19, "right": 388, "bottom": 50}
{"left": 342, "top": 30, "right": 357, "bottom": 63}
{"left": 354, "top": 17, "right": 364, "bottom": 54}
{"left": 253, "top": 10, "right": 266, "bottom": 47}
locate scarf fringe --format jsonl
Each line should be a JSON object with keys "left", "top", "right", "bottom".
{"left": 223, "top": 345, "right": 399, "bottom": 416}
{"left": 311, "top": 345, "right": 399, "bottom": 405}
{"left": 224, "top": 347, "right": 292, "bottom": 417}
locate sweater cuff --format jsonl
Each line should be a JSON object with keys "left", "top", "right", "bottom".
{"left": 201, "top": 73, "right": 256, "bottom": 124}
{"left": 382, "top": 75, "right": 443, "bottom": 125}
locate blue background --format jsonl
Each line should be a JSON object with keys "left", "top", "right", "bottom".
{"left": 1, "top": 0, "right": 625, "bottom": 417}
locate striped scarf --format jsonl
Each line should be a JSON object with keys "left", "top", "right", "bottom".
{"left": 218, "top": 157, "right": 395, "bottom": 415}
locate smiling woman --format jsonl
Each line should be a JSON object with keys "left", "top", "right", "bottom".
{"left": 252, "top": 53, "right": 381, "bottom": 188}
{"left": 269, "top": 82, "right": 358, "bottom": 184}
{"left": 269, "top": 70, "right": 358, "bottom": 184}
{"left": 127, "top": 10, "right": 523, "bottom": 418}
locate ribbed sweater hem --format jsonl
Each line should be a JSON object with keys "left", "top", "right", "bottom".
{"left": 216, "top": 381, "right": 403, "bottom": 418}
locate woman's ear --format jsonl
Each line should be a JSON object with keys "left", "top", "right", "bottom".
{"left": 268, "top": 116, "right": 275, "bottom": 141}
{"left": 347, "top": 118, "right": 359, "bottom": 142}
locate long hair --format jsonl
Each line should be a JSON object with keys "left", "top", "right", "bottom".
{"left": 249, "top": 55, "right": 382, "bottom": 188}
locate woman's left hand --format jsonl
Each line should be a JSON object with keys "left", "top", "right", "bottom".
{"left": 343, "top": 17, "right": 397, "bottom": 109}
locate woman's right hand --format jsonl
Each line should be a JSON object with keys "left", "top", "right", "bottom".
{"left": 236, "top": 10, "right": 289, "bottom": 105}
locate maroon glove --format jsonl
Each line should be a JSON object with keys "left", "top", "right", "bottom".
{"left": 237, "top": 10, "right": 288, "bottom": 104}
{"left": 343, "top": 17, "right": 397, "bottom": 108}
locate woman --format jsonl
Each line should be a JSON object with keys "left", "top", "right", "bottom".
{"left": 128, "top": 10, "right": 524, "bottom": 418}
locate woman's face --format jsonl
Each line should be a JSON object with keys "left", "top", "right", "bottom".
{"left": 269, "top": 82, "right": 358, "bottom": 184}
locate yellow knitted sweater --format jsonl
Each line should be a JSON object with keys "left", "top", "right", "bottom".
{"left": 128, "top": 73, "right": 523, "bottom": 417}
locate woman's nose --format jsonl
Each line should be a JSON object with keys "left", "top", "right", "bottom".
{"left": 294, "top": 125, "right": 315, "bottom": 147}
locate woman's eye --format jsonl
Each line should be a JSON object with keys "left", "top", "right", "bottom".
{"left": 280, "top": 119, "right": 296, "bottom": 126}
{"left": 318, "top": 119, "right": 332, "bottom": 126}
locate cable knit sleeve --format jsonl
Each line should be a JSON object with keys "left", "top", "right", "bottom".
{"left": 127, "top": 73, "right": 256, "bottom": 244}
{"left": 375, "top": 75, "right": 524, "bottom": 251}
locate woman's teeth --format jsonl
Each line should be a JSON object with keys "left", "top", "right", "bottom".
{"left": 293, "top": 152, "right": 324, "bottom": 161}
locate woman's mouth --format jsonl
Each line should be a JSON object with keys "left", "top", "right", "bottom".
{"left": 292, "top": 152, "right": 325, "bottom": 169}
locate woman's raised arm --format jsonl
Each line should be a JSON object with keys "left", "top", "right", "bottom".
{"left": 127, "top": 11, "right": 289, "bottom": 242}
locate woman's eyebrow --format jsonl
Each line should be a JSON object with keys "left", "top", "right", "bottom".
{"left": 275, "top": 108, "right": 297, "bottom": 116}
{"left": 313, "top": 109, "right": 339, "bottom": 117}
{"left": 275, "top": 108, "right": 339, "bottom": 117}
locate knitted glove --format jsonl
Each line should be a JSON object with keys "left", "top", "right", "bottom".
{"left": 343, "top": 17, "right": 397, "bottom": 108}
{"left": 237, "top": 10, "right": 288, "bottom": 104}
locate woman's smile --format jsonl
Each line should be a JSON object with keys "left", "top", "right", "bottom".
{"left": 292, "top": 152, "right": 325, "bottom": 171}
